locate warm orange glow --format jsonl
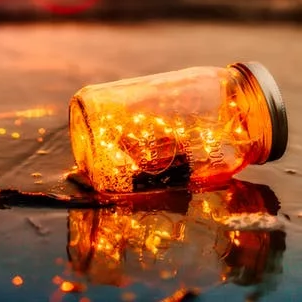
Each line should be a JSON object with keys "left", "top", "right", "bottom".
{"left": 233, "top": 239, "right": 240, "bottom": 246}
{"left": 14, "top": 119, "right": 22, "bottom": 126}
{"left": 155, "top": 117, "right": 165, "bottom": 125}
{"left": 52, "top": 275, "right": 63, "bottom": 285}
{"left": 79, "top": 298, "right": 91, "bottom": 302}
{"left": 229, "top": 101, "right": 237, "bottom": 107}
{"left": 31, "top": 172, "right": 42, "bottom": 178}
{"left": 34, "top": 180, "right": 43, "bottom": 184}
{"left": 161, "top": 288, "right": 192, "bottom": 302}
{"left": 69, "top": 63, "right": 278, "bottom": 192}
{"left": 36, "top": 149, "right": 48, "bottom": 155}
{"left": 145, "top": 234, "right": 161, "bottom": 254}
{"left": 202, "top": 200, "right": 211, "bottom": 214}
{"left": 0, "top": 128, "right": 6, "bottom": 135}
{"left": 38, "top": 128, "right": 46, "bottom": 135}
{"left": 12, "top": 275, "right": 23, "bottom": 286}
{"left": 15, "top": 108, "right": 54, "bottom": 118}
{"left": 160, "top": 269, "right": 177, "bottom": 280}
{"left": 11, "top": 132, "right": 20, "bottom": 139}
{"left": 234, "top": 126, "right": 243, "bottom": 134}
{"left": 229, "top": 230, "right": 240, "bottom": 246}
{"left": 121, "top": 292, "right": 136, "bottom": 302}
{"left": 60, "top": 281, "right": 74, "bottom": 292}
{"left": 145, "top": 229, "right": 172, "bottom": 255}
{"left": 66, "top": 179, "right": 284, "bottom": 291}
{"left": 229, "top": 231, "right": 235, "bottom": 241}
{"left": 67, "top": 208, "right": 183, "bottom": 286}
{"left": 0, "top": 108, "right": 54, "bottom": 120}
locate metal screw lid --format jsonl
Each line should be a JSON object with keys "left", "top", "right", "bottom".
{"left": 231, "top": 62, "right": 288, "bottom": 162}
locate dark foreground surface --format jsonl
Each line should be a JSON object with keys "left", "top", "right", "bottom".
{"left": 0, "top": 22, "right": 302, "bottom": 301}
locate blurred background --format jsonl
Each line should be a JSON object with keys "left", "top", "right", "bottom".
{"left": 0, "top": 0, "right": 302, "bottom": 22}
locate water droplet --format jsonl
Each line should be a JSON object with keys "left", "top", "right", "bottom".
{"left": 31, "top": 172, "right": 42, "bottom": 178}
{"left": 11, "top": 132, "right": 20, "bottom": 139}
{"left": 34, "top": 180, "right": 44, "bottom": 184}
{"left": 284, "top": 168, "right": 297, "bottom": 175}
{"left": 38, "top": 128, "right": 46, "bottom": 135}
{"left": 37, "top": 150, "right": 48, "bottom": 155}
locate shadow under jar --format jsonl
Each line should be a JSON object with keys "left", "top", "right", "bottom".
{"left": 69, "top": 62, "right": 288, "bottom": 193}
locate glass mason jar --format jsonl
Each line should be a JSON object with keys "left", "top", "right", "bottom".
{"left": 69, "top": 62, "right": 288, "bottom": 193}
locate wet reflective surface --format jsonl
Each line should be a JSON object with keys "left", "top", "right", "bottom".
{"left": 66, "top": 180, "right": 286, "bottom": 300}
{"left": 1, "top": 23, "right": 302, "bottom": 301}
{"left": 0, "top": 178, "right": 290, "bottom": 301}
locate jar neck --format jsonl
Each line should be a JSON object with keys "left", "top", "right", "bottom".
{"left": 227, "top": 66, "right": 273, "bottom": 165}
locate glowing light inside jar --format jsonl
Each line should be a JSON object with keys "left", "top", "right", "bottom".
{"left": 70, "top": 93, "right": 252, "bottom": 192}
{"left": 229, "top": 101, "right": 237, "bottom": 108}
{"left": 234, "top": 126, "right": 243, "bottom": 134}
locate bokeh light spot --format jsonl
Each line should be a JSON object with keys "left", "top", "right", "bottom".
{"left": 12, "top": 275, "right": 23, "bottom": 287}
{"left": 35, "top": 0, "right": 98, "bottom": 15}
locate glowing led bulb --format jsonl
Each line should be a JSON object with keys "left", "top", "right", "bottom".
{"left": 234, "top": 126, "right": 243, "bottom": 134}
{"left": 229, "top": 101, "right": 237, "bottom": 107}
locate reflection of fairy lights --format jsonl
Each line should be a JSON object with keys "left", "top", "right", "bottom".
{"left": 0, "top": 108, "right": 53, "bottom": 142}
{"left": 12, "top": 275, "right": 23, "bottom": 287}
{"left": 11, "top": 132, "right": 20, "bottom": 139}
{"left": 0, "top": 108, "right": 54, "bottom": 120}
{"left": 60, "top": 281, "right": 74, "bottom": 292}
{"left": 67, "top": 208, "right": 180, "bottom": 287}
{"left": 65, "top": 180, "right": 285, "bottom": 300}
{"left": 229, "top": 231, "right": 241, "bottom": 246}
{"left": 34, "top": 0, "right": 98, "bottom": 15}
{"left": 16, "top": 108, "right": 54, "bottom": 118}
{"left": 38, "top": 128, "right": 46, "bottom": 135}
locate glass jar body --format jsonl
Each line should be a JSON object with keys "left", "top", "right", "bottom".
{"left": 69, "top": 65, "right": 272, "bottom": 193}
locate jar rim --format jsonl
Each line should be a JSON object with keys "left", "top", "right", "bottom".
{"left": 229, "top": 61, "right": 288, "bottom": 162}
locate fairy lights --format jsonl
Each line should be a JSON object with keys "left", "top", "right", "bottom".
{"left": 70, "top": 102, "right": 248, "bottom": 192}
{"left": 70, "top": 62, "right": 287, "bottom": 193}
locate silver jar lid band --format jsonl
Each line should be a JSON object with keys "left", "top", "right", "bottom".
{"left": 230, "top": 61, "right": 288, "bottom": 162}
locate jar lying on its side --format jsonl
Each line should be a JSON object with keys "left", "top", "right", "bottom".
{"left": 69, "top": 62, "right": 288, "bottom": 193}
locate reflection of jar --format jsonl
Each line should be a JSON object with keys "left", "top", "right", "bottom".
{"left": 67, "top": 208, "right": 132, "bottom": 286}
{"left": 67, "top": 180, "right": 285, "bottom": 296}
{"left": 187, "top": 179, "right": 286, "bottom": 292}
{"left": 188, "top": 179, "right": 281, "bottom": 222}
{"left": 66, "top": 191, "right": 191, "bottom": 287}
{"left": 69, "top": 62, "right": 288, "bottom": 193}
{"left": 218, "top": 230, "right": 286, "bottom": 287}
